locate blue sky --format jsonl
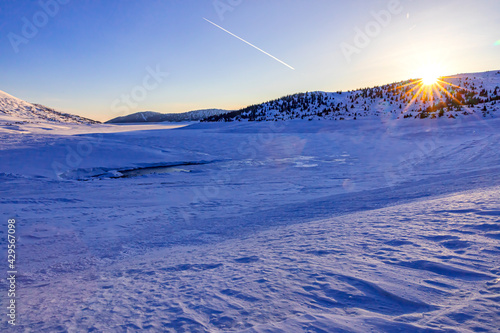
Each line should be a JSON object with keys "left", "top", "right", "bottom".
{"left": 1, "top": 0, "right": 499, "bottom": 121}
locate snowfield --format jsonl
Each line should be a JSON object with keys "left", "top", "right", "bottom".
{"left": 1, "top": 114, "right": 500, "bottom": 332}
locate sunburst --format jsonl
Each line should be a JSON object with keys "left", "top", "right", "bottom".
{"left": 390, "top": 68, "right": 474, "bottom": 118}
{"left": 422, "top": 74, "right": 438, "bottom": 86}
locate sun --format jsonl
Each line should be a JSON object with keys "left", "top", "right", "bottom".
{"left": 392, "top": 62, "right": 472, "bottom": 119}
{"left": 422, "top": 74, "right": 438, "bottom": 86}
{"left": 416, "top": 65, "right": 443, "bottom": 86}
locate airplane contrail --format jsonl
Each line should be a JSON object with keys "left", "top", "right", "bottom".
{"left": 203, "top": 18, "right": 295, "bottom": 71}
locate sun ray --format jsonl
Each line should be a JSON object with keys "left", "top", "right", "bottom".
{"left": 403, "top": 84, "right": 425, "bottom": 114}
{"left": 381, "top": 65, "right": 480, "bottom": 120}
{"left": 437, "top": 79, "right": 473, "bottom": 92}
{"left": 405, "top": 82, "right": 423, "bottom": 97}
{"left": 435, "top": 83, "right": 478, "bottom": 116}
{"left": 435, "top": 83, "right": 464, "bottom": 106}
{"left": 390, "top": 79, "right": 420, "bottom": 92}
{"left": 393, "top": 65, "right": 478, "bottom": 120}
{"left": 431, "top": 84, "right": 444, "bottom": 100}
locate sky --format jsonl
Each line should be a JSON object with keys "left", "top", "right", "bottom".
{"left": 0, "top": 0, "right": 499, "bottom": 121}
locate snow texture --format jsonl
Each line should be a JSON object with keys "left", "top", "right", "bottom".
{"left": 0, "top": 71, "right": 500, "bottom": 332}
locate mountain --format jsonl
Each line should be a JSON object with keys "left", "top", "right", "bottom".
{"left": 106, "top": 109, "right": 232, "bottom": 123}
{"left": 203, "top": 70, "right": 500, "bottom": 122}
{"left": 0, "top": 90, "right": 99, "bottom": 124}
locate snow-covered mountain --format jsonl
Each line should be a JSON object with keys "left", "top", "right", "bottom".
{"left": 0, "top": 90, "right": 99, "bottom": 124}
{"left": 106, "top": 108, "right": 232, "bottom": 123}
{"left": 204, "top": 70, "right": 500, "bottom": 122}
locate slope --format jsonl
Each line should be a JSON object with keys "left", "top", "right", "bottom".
{"left": 0, "top": 89, "right": 99, "bottom": 125}
{"left": 204, "top": 70, "right": 500, "bottom": 122}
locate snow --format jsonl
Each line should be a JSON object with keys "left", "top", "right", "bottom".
{"left": 1, "top": 114, "right": 500, "bottom": 332}
{"left": 1, "top": 72, "right": 500, "bottom": 331}
{"left": 205, "top": 70, "right": 500, "bottom": 122}
{"left": 0, "top": 89, "right": 98, "bottom": 125}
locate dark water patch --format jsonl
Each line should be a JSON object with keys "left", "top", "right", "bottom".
{"left": 117, "top": 162, "right": 205, "bottom": 178}
{"left": 62, "top": 161, "right": 215, "bottom": 180}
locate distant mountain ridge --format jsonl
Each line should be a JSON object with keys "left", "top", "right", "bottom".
{"left": 0, "top": 90, "right": 99, "bottom": 124}
{"left": 203, "top": 70, "right": 500, "bottom": 122}
{"left": 106, "top": 109, "right": 232, "bottom": 124}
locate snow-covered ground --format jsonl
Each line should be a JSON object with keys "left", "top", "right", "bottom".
{"left": 1, "top": 117, "right": 500, "bottom": 332}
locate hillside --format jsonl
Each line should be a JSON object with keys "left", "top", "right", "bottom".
{"left": 106, "top": 108, "right": 231, "bottom": 123}
{"left": 0, "top": 90, "right": 99, "bottom": 125}
{"left": 204, "top": 70, "right": 500, "bottom": 122}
